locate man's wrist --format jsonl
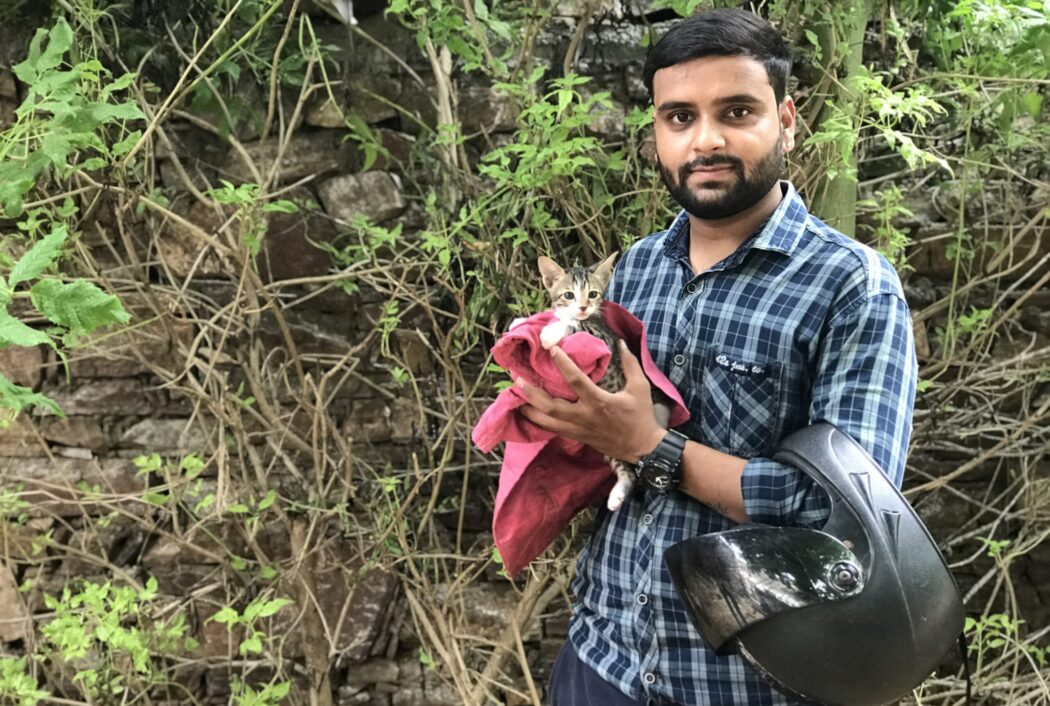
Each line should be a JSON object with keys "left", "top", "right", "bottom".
{"left": 633, "top": 426, "right": 668, "bottom": 464}
{"left": 635, "top": 428, "right": 688, "bottom": 493}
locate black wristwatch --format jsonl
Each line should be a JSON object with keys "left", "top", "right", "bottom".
{"left": 635, "top": 429, "right": 688, "bottom": 493}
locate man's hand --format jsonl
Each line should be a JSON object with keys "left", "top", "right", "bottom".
{"left": 517, "top": 340, "right": 666, "bottom": 464}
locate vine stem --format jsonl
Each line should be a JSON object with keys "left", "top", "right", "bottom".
{"left": 121, "top": 0, "right": 284, "bottom": 164}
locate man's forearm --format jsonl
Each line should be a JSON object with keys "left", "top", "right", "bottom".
{"left": 677, "top": 441, "right": 749, "bottom": 524}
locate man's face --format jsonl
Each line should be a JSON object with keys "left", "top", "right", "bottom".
{"left": 651, "top": 55, "right": 796, "bottom": 220}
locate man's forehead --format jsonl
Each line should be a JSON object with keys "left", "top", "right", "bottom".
{"left": 652, "top": 55, "right": 774, "bottom": 104}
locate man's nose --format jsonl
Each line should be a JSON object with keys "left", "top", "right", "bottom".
{"left": 692, "top": 116, "right": 726, "bottom": 153}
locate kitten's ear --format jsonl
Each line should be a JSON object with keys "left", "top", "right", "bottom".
{"left": 591, "top": 251, "right": 619, "bottom": 288}
{"left": 538, "top": 256, "right": 566, "bottom": 291}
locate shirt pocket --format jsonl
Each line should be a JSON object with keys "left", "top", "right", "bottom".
{"left": 696, "top": 349, "right": 783, "bottom": 457}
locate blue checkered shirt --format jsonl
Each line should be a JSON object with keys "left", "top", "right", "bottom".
{"left": 567, "top": 181, "right": 917, "bottom": 705}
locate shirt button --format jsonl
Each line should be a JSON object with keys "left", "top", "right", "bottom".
{"left": 685, "top": 282, "right": 697, "bottom": 294}
{"left": 643, "top": 672, "right": 657, "bottom": 685}
{"left": 637, "top": 593, "right": 648, "bottom": 605}
{"left": 673, "top": 354, "right": 686, "bottom": 366}
{"left": 642, "top": 513, "right": 654, "bottom": 525}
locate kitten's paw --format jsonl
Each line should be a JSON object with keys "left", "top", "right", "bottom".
{"left": 606, "top": 477, "right": 632, "bottom": 512}
{"left": 540, "top": 323, "right": 567, "bottom": 350}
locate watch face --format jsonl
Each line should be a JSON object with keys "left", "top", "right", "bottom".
{"left": 642, "top": 461, "right": 674, "bottom": 492}
{"left": 648, "top": 471, "right": 671, "bottom": 490}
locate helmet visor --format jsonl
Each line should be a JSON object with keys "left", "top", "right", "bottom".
{"left": 664, "top": 525, "right": 863, "bottom": 651}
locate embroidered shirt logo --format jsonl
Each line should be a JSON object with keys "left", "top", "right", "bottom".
{"left": 715, "top": 354, "right": 767, "bottom": 376}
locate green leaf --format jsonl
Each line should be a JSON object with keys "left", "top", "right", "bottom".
{"left": 79, "top": 157, "right": 107, "bottom": 171}
{"left": 180, "top": 454, "right": 205, "bottom": 477}
{"left": 261, "top": 199, "right": 299, "bottom": 214}
{"left": 194, "top": 494, "right": 215, "bottom": 513}
{"left": 1021, "top": 91, "right": 1043, "bottom": 119}
{"left": 239, "top": 634, "right": 263, "bottom": 655}
{"left": 254, "top": 598, "right": 291, "bottom": 618}
{"left": 139, "top": 576, "right": 158, "bottom": 601}
{"left": 0, "top": 310, "right": 53, "bottom": 348}
{"left": 133, "top": 453, "right": 163, "bottom": 473}
{"left": 82, "top": 102, "right": 146, "bottom": 124}
{"left": 0, "top": 373, "right": 62, "bottom": 417}
{"left": 257, "top": 489, "right": 278, "bottom": 511}
{"left": 9, "top": 225, "right": 68, "bottom": 286}
{"left": 209, "top": 606, "right": 239, "bottom": 625}
{"left": 111, "top": 130, "right": 142, "bottom": 157}
{"left": 100, "top": 72, "right": 137, "bottom": 98}
{"left": 29, "top": 279, "right": 130, "bottom": 338}
{"left": 40, "top": 133, "right": 72, "bottom": 168}
{"left": 419, "top": 646, "right": 438, "bottom": 670}
{"left": 13, "top": 19, "right": 73, "bottom": 85}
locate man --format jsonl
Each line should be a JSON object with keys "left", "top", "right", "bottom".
{"left": 516, "top": 7, "right": 918, "bottom": 706}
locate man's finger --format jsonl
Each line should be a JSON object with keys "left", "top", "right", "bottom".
{"left": 520, "top": 403, "right": 573, "bottom": 436}
{"left": 550, "top": 345, "right": 603, "bottom": 400}
{"left": 620, "top": 340, "right": 651, "bottom": 394}
{"left": 516, "top": 377, "right": 553, "bottom": 412}
{"left": 517, "top": 377, "right": 574, "bottom": 416}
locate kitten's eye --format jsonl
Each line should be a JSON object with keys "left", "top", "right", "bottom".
{"left": 562, "top": 292, "right": 574, "bottom": 300}
{"left": 588, "top": 290, "right": 599, "bottom": 299}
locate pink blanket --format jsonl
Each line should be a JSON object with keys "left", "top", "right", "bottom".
{"left": 472, "top": 301, "right": 690, "bottom": 577}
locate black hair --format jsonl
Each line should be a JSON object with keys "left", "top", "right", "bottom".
{"left": 642, "top": 8, "right": 792, "bottom": 105}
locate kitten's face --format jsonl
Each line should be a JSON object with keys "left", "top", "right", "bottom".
{"left": 537, "top": 253, "right": 618, "bottom": 323}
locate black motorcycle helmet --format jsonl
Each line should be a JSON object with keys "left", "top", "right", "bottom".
{"left": 664, "top": 423, "right": 964, "bottom": 706}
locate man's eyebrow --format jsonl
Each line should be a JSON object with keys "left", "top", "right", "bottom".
{"left": 712, "top": 93, "right": 764, "bottom": 106}
{"left": 655, "top": 100, "right": 695, "bottom": 114}
{"left": 655, "top": 94, "right": 764, "bottom": 113}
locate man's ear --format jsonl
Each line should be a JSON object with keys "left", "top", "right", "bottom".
{"left": 779, "top": 96, "right": 797, "bottom": 153}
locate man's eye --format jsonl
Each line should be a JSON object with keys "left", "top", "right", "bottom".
{"left": 727, "top": 107, "right": 751, "bottom": 119}
{"left": 670, "top": 112, "right": 691, "bottom": 124}
{"left": 562, "top": 292, "right": 574, "bottom": 300}
{"left": 588, "top": 290, "right": 599, "bottom": 299}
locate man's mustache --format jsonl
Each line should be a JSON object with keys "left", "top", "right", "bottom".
{"left": 680, "top": 155, "right": 743, "bottom": 175}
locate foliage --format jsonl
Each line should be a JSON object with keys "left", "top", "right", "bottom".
{"left": 38, "top": 577, "right": 195, "bottom": 703}
{"left": 385, "top": 0, "right": 517, "bottom": 76}
{"left": 0, "top": 18, "right": 142, "bottom": 216}
{"left": 0, "top": 657, "right": 48, "bottom": 706}
{"left": 0, "top": 15, "right": 134, "bottom": 420}
{"left": 206, "top": 179, "right": 300, "bottom": 257}
{"left": 0, "top": 0, "right": 1046, "bottom": 705}
{"left": 208, "top": 596, "right": 292, "bottom": 657}
{"left": 230, "top": 677, "right": 292, "bottom": 706}
{"left": 857, "top": 185, "right": 914, "bottom": 270}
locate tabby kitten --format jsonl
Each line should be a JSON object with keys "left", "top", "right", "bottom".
{"left": 537, "top": 254, "right": 672, "bottom": 511}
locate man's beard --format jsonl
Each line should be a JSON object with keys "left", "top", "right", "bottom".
{"left": 659, "top": 138, "right": 784, "bottom": 220}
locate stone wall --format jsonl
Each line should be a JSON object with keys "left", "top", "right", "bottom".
{"left": 0, "top": 3, "right": 1047, "bottom": 705}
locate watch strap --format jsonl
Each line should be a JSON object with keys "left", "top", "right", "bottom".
{"left": 637, "top": 429, "right": 688, "bottom": 493}
{"left": 651, "top": 428, "right": 687, "bottom": 464}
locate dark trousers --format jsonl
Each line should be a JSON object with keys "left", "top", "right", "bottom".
{"left": 547, "top": 641, "right": 652, "bottom": 706}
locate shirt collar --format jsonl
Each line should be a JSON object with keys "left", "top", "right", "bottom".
{"left": 661, "top": 180, "right": 809, "bottom": 263}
